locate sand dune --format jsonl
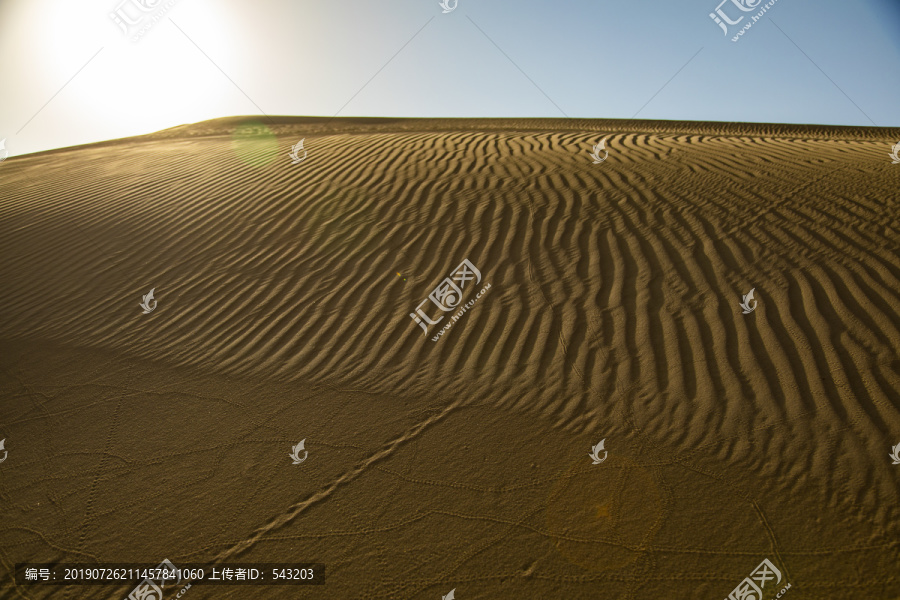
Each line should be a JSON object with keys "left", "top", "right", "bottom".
{"left": 0, "top": 117, "right": 898, "bottom": 599}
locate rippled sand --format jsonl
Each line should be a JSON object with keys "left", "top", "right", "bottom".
{"left": 0, "top": 117, "right": 898, "bottom": 599}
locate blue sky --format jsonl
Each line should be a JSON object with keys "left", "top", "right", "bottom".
{"left": 1, "top": 0, "right": 898, "bottom": 158}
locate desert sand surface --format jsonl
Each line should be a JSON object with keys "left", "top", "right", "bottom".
{"left": 0, "top": 117, "right": 899, "bottom": 599}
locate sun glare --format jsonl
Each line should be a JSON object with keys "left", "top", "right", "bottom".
{"left": 38, "top": 0, "right": 236, "bottom": 137}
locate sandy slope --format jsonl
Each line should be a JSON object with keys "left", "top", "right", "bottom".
{"left": 0, "top": 117, "right": 898, "bottom": 599}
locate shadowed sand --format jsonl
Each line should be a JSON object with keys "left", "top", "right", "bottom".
{"left": 0, "top": 117, "right": 898, "bottom": 599}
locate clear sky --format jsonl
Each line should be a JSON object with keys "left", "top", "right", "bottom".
{"left": 1, "top": 0, "right": 898, "bottom": 158}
